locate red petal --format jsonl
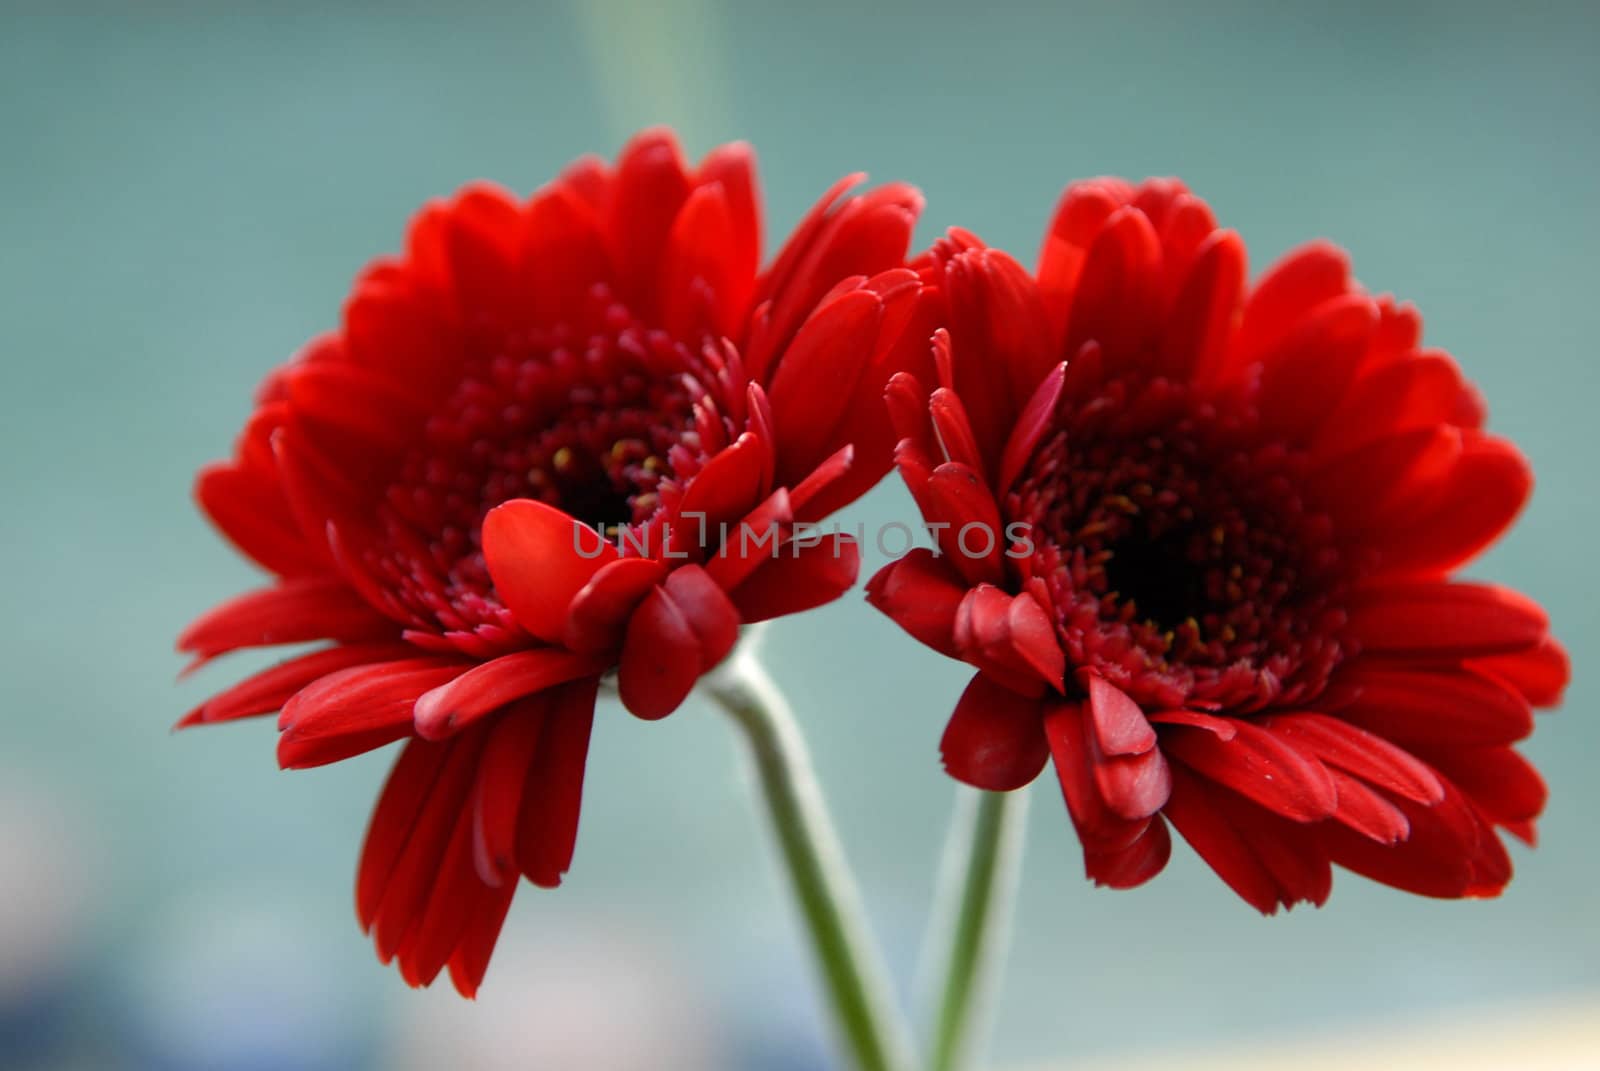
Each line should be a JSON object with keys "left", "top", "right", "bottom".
{"left": 658, "top": 181, "right": 752, "bottom": 339}
{"left": 1256, "top": 712, "right": 1444, "bottom": 805}
{"left": 1235, "top": 240, "right": 1351, "bottom": 364}
{"left": 618, "top": 584, "right": 703, "bottom": 721}
{"left": 178, "top": 576, "right": 394, "bottom": 660}
{"left": 517, "top": 676, "right": 599, "bottom": 887}
{"left": 412, "top": 648, "right": 609, "bottom": 739}
{"left": 937, "top": 246, "right": 1056, "bottom": 469}
{"left": 788, "top": 444, "right": 855, "bottom": 523}
{"left": 1417, "top": 745, "right": 1546, "bottom": 834}
{"left": 343, "top": 270, "right": 458, "bottom": 395}
{"left": 1084, "top": 815, "right": 1173, "bottom": 889}
{"left": 749, "top": 182, "right": 922, "bottom": 380}
{"left": 1042, "top": 700, "right": 1154, "bottom": 851}
{"left": 1161, "top": 720, "right": 1337, "bottom": 822}
{"left": 885, "top": 370, "right": 936, "bottom": 459}
{"left": 1161, "top": 765, "right": 1279, "bottom": 912}
{"left": 1082, "top": 672, "right": 1157, "bottom": 756}
{"left": 1369, "top": 437, "right": 1533, "bottom": 575}
{"left": 663, "top": 564, "right": 741, "bottom": 670}
{"left": 671, "top": 433, "right": 771, "bottom": 558}
{"left": 1158, "top": 229, "right": 1246, "bottom": 385}
{"left": 1346, "top": 580, "right": 1549, "bottom": 657}
{"left": 470, "top": 699, "right": 547, "bottom": 887}
{"left": 195, "top": 461, "right": 322, "bottom": 576}
{"left": 556, "top": 153, "right": 609, "bottom": 210}
{"left": 1334, "top": 664, "right": 1534, "bottom": 747}
{"left": 924, "top": 462, "right": 1005, "bottom": 586}
{"left": 520, "top": 184, "right": 609, "bottom": 327}
{"left": 399, "top": 790, "right": 488, "bottom": 987}
{"left": 749, "top": 173, "right": 860, "bottom": 315}
{"left": 1152, "top": 190, "right": 1216, "bottom": 296}
{"left": 1209, "top": 789, "right": 1333, "bottom": 909}
{"left": 940, "top": 674, "right": 1050, "bottom": 791}
{"left": 952, "top": 586, "right": 1051, "bottom": 697}
{"left": 177, "top": 641, "right": 414, "bottom": 728}
{"left": 703, "top": 488, "right": 793, "bottom": 592}
{"left": 695, "top": 140, "right": 761, "bottom": 294}
{"left": 996, "top": 362, "right": 1067, "bottom": 495}
{"left": 764, "top": 285, "right": 883, "bottom": 476}
{"left": 1315, "top": 351, "right": 1481, "bottom": 457}
{"left": 1006, "top": 588, "right": 1067, "bottom": 688}
{"left": 929, "top": 387, "right": 985, "bottom": 474}
{"left": 357, "top": 739, "right": 451, "bottom": 929}
{"left": 271, "top": 422, "right": 371, "bottom": 555}
{"left": 442, "top": 183, "right": 524, "bottom": 329}
{"left": 1307, "top": 425, "right": 1459, "bottom": 534}
{"left": 277, "top": 658, "right": 465, "bottom": 769}
{"left": 1062, "top": 206, "right": 1164, "bottom": 364}
{"left": 780, "top": 275, "right": 933, "bottom": 522}
{"left": 561, "top": 556, "right": 670, "bottom": 653}
{"left": 1319, "top": 778, "right": 1505, "bottom": 899}
{"left": 370, "top": 730, "right": 487, "bottom": 962}
{"left": 729, "top": 533, "right": 860, "bottom": 623}
{"left": 482, "top": 499, "right": 618, "bottom": 644}
{"left": 445, "top": 883, "right": 515, "bottom": 999}
{"left": 1148, "top": 709, "right": 1238, "bottom": 739}
{"left": 864, "top": 548, "right": 968, "bottom": 659}
{"left": 1255, "top": 295, "right": 1378, "bottom": 441}
{"left": 1469, "top": 636, "right": 1570, "bottom": 708}
{"left": 1092, "top": 746, "right": 1173, "bottom": 822}
{"left": 604, "top": 129, "right": 692, "bottom": 309}
{"left": 1037, "top": 182, "right": 1124, "bottom": 314}
{"left": 285, "top": 356, "right": 431, "bottom": 454}
{"left": 1327, "top": 769, "right": 1411, "bottom": 844}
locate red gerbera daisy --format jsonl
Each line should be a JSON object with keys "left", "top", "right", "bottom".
{"left": 869, "top": 178, "right": 1567, "bottom": 910}
{"left": 179, "top": 129, "right": 933, "bottom": 994}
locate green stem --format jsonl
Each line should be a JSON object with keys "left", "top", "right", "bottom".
{"left": 703, "top": 646, "right": 916, "bottom": 1071}
{"left": 923, "top": 787, "right": 1029, "bottom": 1071}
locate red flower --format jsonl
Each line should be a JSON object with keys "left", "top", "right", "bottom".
{"left": 870, "top": 179, "right": 1567, "bottom": 910}
{"left": 179, "top": 129, "right": 933, "bottom": 994}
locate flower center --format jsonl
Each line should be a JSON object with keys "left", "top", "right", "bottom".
{"left": 364, "top": 289, "right": 728, "bottom": 640}
{"left": 1009, "top": 384, "right": 1348, "bottom": 711}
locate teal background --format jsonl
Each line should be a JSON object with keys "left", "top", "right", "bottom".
{"left": 1, "top": 4, "right": 1595, "bottom": 1068}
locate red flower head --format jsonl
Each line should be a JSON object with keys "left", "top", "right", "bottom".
{"left": 870, "top": 178, "right": 1568, "bottom": 910}
{"left": 179, "top": 129, "right": 932, "bottom": 994}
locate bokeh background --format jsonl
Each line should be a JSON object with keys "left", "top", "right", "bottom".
{"left": 2, "top": 3, "right": 1597, "bottom": 1068}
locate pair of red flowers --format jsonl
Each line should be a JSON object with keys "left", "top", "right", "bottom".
{"left": 181, "top": 130, "right": 1566, "bottom": 996}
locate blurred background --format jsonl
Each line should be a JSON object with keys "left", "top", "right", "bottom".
{"left": 2, "top": 3, "right": 1597, "bottom": 1068}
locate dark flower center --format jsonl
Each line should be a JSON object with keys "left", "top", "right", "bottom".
{"left": 364, "top": 288, "right": 727, "bottom": 638}
{"left": 1009, "top": 383, "right": 1348, "bottom": 711}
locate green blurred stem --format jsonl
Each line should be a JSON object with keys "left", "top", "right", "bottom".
{"left": 923, "top": 787, "right": 1029, "bottom": 1071}
{"left": 703, "top": 647, "right": 915, "bottom": 1071}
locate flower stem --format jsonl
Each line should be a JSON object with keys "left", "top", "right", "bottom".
{"left": 703, "top": 646, "right": 916, "bottom": 1071}
{"left": 922, "top": 787, "right": 1029, "bottom": 1071}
